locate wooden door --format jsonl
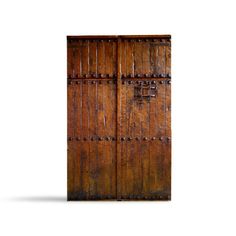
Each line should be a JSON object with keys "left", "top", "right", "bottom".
{"left": 67, "top": 35, "right": 171, "bottom": 201}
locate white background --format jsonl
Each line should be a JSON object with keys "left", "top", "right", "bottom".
{"left": 0, "top": 0, "right": 236, "bottom": 235}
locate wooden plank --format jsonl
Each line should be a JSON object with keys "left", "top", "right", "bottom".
{"left": 74, "top": 82, "right": 82, "bottom": 195}
{"left": 67, "top": 44, "right": 73, "bottom": 77}
{"left": 134, "top": 41, "right": 142, "bottom": 75}
{"left": 73, "top": 41, "right": 81, "bottom": 77}
{"left": 89, "top": 40, "right": 97, "bottom": 76}
{"left": 116, "top": 38, "right": 122, "bottom": 199}
{"left": 97, "top": 41, "right": 105, "bottom": 75}
{"left": 96, "top": 41, "right": 106, "bottom": 198}
{"left": 80, "top": 81, "right": 90, "bottom": 199}
{"left": 81, "top": 40, "right": 89, "bottom": 76}
{"left": 88, "top": 80, "right": 97, "bottom": 197}
{"left": 165, "top": 44, "right": 171, "bottom": 194}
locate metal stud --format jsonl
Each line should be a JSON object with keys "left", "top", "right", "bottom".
{"left": 168, "top": 80, "right": 171, "bottom": 84}
{"left": 68, "top": 137, "right": 72, "bottom": 141}
{"left": 121, "top": 137, "right": 125, "bottom": 141}
{"left": 159, "top": 137, "right": 164, "bottom": 141}
{"left": 99, "top": 137, "right": 103, "bottom": 141}
{"left": 160, "top": 80, "right": 164, "bottom": 84}
{"left": 128, "top": 81, "right": 132, "bottom": 84}
{"left": 152, "top": 137, "right": 156, "bottom": 140}
{"left": 151, "top": 80, "right": 156, "bottom": 84}
{"left": 76, "top": 81, "right": 80, "bottom": 84}
{"left": 106, "top": 136, "right": 110, "bottom": 141}
{"left": 127, "top": 137, "right": 132, "bottom": 141}
{"left": 68, "top": 81, "right": 73, "bottom": 85}
{"left": 112, "top": 137, "right": 116, "bottom": 141}
{"left": 136, "top": 137, "right": 140, "bottom": 141}
{"left": 167, "top": 137, "right": 171, "bottom": 141}
{"left": 143, "top": 137, "right": 148, "bottom": 141}
{"left": 76, "top": 137, "right": 80, "bottom": 141}
{"left": 167, "top": 73, "right": 171, "bottom": 78}
{"left": 92, "top": 81, "right": 96, "bottom": 84}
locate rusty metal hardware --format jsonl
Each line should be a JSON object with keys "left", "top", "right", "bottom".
{"left": 134, "top": 83, "right": 157, "bottom": 99}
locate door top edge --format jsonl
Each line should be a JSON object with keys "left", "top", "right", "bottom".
{"left": 67, "top": 35, "right": 171, "bottom": 39}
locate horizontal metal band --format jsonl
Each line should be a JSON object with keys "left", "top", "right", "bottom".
{"left": 67, "top": 73, "right": 171, "bottom": 79}
{"left": 68, "top": 74, "right": 117, "bottom": 79}
{"left": 67, "top": 38, "right": 170, "bottom": 44}
{"left": 68, "top": 136, "right": 116, "bottom": 141}
{"left": 121, "top": 73, "right": 171, "bottom": 78}
{"left": 68, "top": 136, "right": 171, "bottom": 142}
{"left": 68, "top": 193, "right": 171, "bottom": 201}
{"left": 67, "top": 79, "right": 171, "bottom": 85}
{"left": 122, "top": 79, "right": 171, "bottom": 85}
{"left": 67, "top": 79, "right": 116, "bottom": 85}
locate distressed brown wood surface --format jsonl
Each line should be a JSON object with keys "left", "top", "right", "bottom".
{"left": 67, "top": 35, "right": 171, "bottom": 201}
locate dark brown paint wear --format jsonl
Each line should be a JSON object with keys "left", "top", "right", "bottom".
{"left": 67, "top": 35, "right": 171, "bottom": 200}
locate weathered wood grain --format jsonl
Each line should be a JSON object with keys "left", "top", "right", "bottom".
{"left": 67, "top": 35, "right": 171, "bottom": 201}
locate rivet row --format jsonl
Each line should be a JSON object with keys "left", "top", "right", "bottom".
{"left": 68, "top": 136, "right": 171, "bottom": 142}
{"left": 122, "top": 80, "right": 171, "bottom": 85}
{"left": 119, "top": 136, "right": 171, "bottom": 141}
{"left": 121, "top": 73, "right": 171, "bottom": 78}
{"left": 68, "top": 80, "right": 116, "bottom": 85}
{"left": 121, "top": 195, "right": 170, "bottom": 200}
{"left": 68, "top": 39, "right": 117, "bottom": 43}
{"left": 68, "top": 74, "right": 117, "bottom": 79}
{"left": 68, "top": 136, "right": 116, "bottom": 141}
{"left": 68, "top": 74, "right": 171, "bottom": 79}
{"left": 68, "top": 38, "right": 170, "bottom": 43}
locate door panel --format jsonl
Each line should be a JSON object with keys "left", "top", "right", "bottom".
{"left": 67, "top": 35, "right": 171, "bottom": 200}
{"left": 118, "top": 38, "right": 171, "bottom": 200}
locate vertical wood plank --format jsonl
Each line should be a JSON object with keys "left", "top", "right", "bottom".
{"left": 81, "top": 40, "right": 89, "bottom": 76}
{"left": 89, "top": 41, "right": 97, "bottom": 75}
{"left": 134, "top": 41, "right": 143, "bottom": 75}
{"left": 80, "top": 81, "right": 90, "bottom": 199}
{"left": 116, "top": 38, "right": 122, "bottom": 199}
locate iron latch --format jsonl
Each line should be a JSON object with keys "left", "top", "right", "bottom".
{"left": 134, "top": 83, "right": 157, "bottom": 100}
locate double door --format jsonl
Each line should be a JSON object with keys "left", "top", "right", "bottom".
{"left": 67, "top": 35, "right": 171, "bottom": 200}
